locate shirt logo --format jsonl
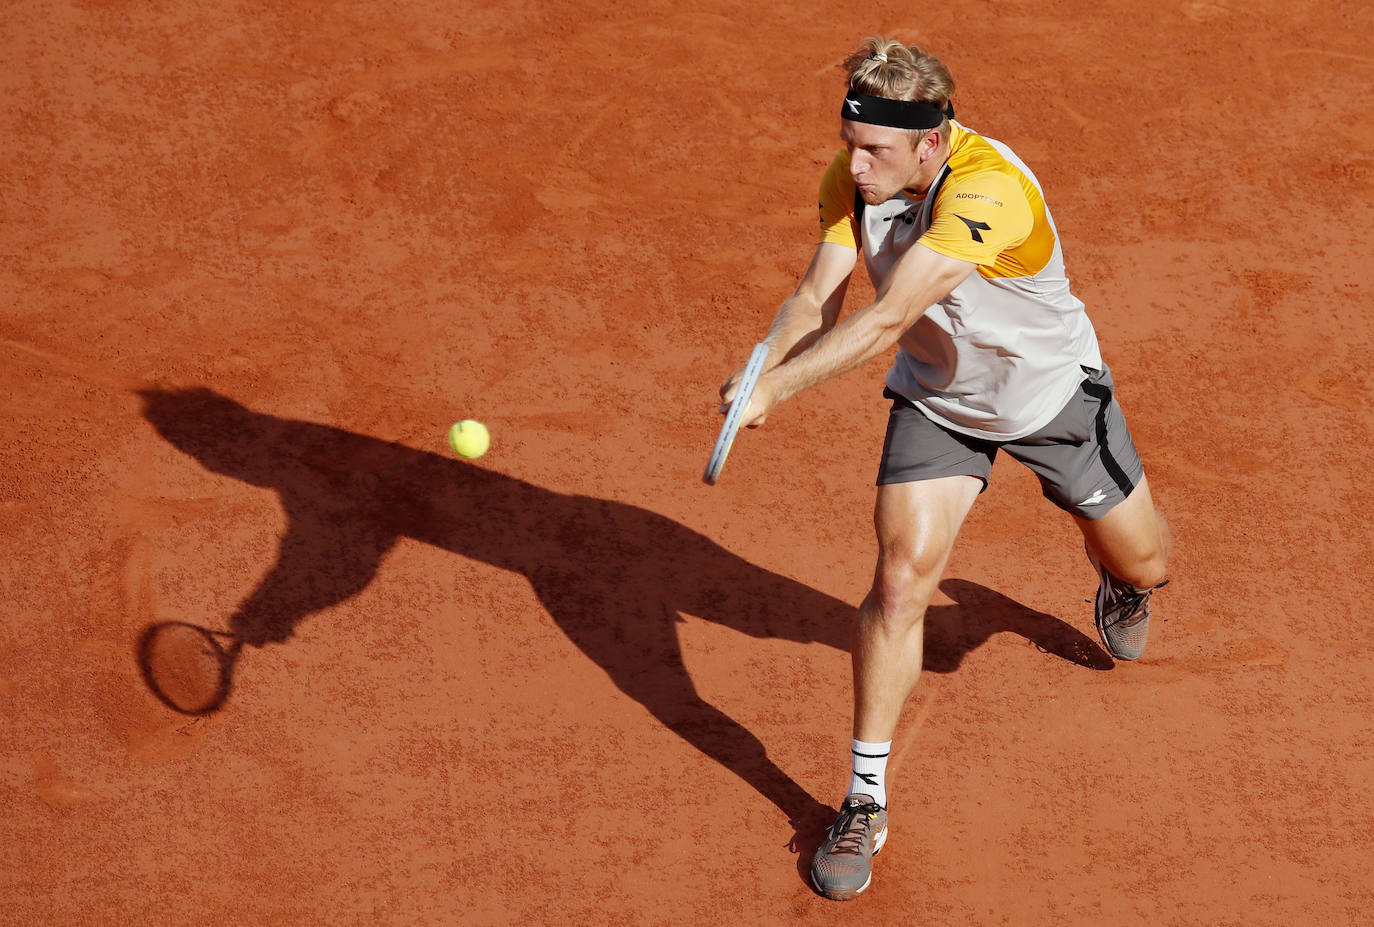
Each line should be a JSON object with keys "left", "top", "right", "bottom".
{"left": 845, "top": 99, "right": 862, "bottom": 115}
{"left": 955, "top": 214, "right": 992, "bottom": 243}
{"left": 955, "top": 192, "right": 1004, "bottom": 207}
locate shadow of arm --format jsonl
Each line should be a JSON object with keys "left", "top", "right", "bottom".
{"left": 231, "top": 503, "right": 397, "bottom": 646}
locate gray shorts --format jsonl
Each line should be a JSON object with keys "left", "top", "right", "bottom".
{"left": 876, "top": 366, "right": 1145, "bottom": 520}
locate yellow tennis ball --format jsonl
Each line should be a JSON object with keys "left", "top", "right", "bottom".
{"left": 448, "top": 420, "right": 490, "bottom": 459}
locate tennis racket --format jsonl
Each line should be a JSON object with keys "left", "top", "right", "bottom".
{"left": 703, "top": 342, "right": 770, "bottom": 485}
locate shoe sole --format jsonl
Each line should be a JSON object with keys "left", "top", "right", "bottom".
{"left": 810, "top": 826, "right": 887, "bottom": 901}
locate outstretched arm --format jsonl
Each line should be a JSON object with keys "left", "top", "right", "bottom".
{"left": 738, "top": 243, "right": 975, "bottom": 426}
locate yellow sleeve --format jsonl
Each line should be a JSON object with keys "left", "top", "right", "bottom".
{"left": 920, "top": 170, "right": 1033, "bottom": 266}
{"left": 818, "top": 150, "right": 859, "bottom": 249}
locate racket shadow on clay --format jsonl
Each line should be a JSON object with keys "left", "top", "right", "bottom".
{"left": 135, "top": 387, "right": 1112, "bottom": 835}
{"left": 138, "top": 622, "right": 244, "bottom": 715}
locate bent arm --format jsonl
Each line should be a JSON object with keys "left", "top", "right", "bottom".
{"left": 761, "top": 243, "right": 976, "bottom": 407}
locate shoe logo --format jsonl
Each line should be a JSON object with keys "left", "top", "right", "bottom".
{"left": 955, "top": 214, "right": 991, "bottom": 243}
{"left": 855, "top": 772, "right": 879, "bottom": 786}
{"left": 846, "top": 99, "right": 862, "bottom": 115}
{"left": 1080, "top": 488, "right": 1109, "bottom": 506}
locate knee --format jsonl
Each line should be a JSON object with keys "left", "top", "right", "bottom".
{"left": 866, "top": 548, "right": 943, "bottom": 627}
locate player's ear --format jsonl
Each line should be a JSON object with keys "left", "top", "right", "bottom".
{"left": 914, "top": 127, "right": 941, "bottom": 160}
{"left": 913, "top": 129, "right": 931, "bottom": 159}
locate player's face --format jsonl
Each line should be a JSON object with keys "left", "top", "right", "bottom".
{"left": 841, "top": 120, "right": 924, "bottom": 205}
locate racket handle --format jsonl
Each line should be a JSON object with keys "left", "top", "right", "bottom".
{"left": 703, "top": 342, "right": 770, "bottom": 485}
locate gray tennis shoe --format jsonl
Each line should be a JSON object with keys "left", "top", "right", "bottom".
{"left": 1088, "top": 548, "right": 1167, "bottom": 660}
{"left": 811, "top": 794, "right": 888, "bottom": 900}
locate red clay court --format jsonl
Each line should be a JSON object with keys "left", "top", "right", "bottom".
{"left": 4, "top": 1, "right": 1373, "bottom": 924}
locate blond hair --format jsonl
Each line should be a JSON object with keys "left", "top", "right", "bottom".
{"left": 842, "top": 37, "right": 954, "bottom": 143}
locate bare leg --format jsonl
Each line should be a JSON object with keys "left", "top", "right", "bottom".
{"left": 852, "top": 476, "right": 982, "bottom": 743}
{"left": 1075, "top": 474, "right": 1170, "bottom": 589}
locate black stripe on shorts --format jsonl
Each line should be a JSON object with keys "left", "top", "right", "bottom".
{"left": 1082, "top": 379, "right": 1135, "bottom": 497}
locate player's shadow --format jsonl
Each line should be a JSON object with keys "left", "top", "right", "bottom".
{"left": 135, "top": 387, "right": 1111, "bottom": 836}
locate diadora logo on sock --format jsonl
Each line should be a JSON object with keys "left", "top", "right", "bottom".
{"left": 856, "top": 772, "right": 880, "bottom": 786}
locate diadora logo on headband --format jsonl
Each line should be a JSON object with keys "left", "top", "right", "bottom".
{"left": 841, "top": 91, "right": 954, "bottom": 130}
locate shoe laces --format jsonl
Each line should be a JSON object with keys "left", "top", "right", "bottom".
{"left": 828, "top": 800, "right": 884, "bottom": 856}
{"left": 1106, "top": 577, "right": 1169, "bottom": 628}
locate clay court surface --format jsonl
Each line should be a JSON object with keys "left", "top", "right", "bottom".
{"left": 4, "top": 0, "right": 1373, "bottom": 923}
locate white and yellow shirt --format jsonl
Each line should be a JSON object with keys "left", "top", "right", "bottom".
{"left": 819, "top": 122, "right": 1102, "bottom": 440}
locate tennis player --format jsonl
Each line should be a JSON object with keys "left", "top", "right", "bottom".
{"left": 718, "top": 36, "right": 1171, "bottom": 900}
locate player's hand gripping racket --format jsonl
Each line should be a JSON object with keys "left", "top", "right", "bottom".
{"left": 704, "top": 342, "right": 770, "bottom": 485}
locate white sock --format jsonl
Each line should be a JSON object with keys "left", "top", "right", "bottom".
{"left": 847, "top": 738, "right": 891, "bottom": 807}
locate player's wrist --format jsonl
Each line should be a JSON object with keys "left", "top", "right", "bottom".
{"left": 761, "top": 366, "right": 798, "bottom": 407}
